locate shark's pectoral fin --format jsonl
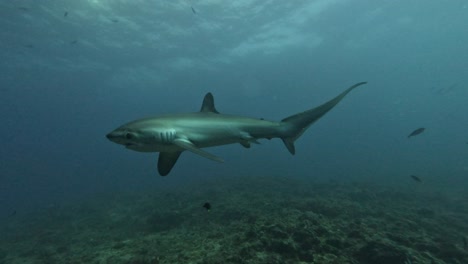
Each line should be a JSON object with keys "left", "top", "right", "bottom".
{"left": 158, "top": 151, "right": 182, "bottom": 176}
{"left": 173, "top": 138, "right": 224, "bottom": 163}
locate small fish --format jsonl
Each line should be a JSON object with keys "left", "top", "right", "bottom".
{"left": 463, "top": 236, "right": 467, "bottom": 249}
{"left": 9, "top": 210, "right": 16, "bottom": 217}
{"left": 408, "top": 128, "right": 425, "bottom": 138}
{"left": 436, "top": 83, "right": 457, "bottom": 95}
{"left": 64, "top": 11, "right": 68, "bottom": 17}
{"left": 24, "top": 44, "right": 34, "bottom": 48}
{"left": 70, "top": 40, "right": 77, "bottom": 44}
{"left": 191, "top": 6, "right": 196, "bottom": 14}
{"left": 18, "top": 7, "right": 29, "bottom": 11}
{"left": 410, "top": 175, "right": 422, "bottom": 183}
{"left": 203, "top": 202, "right": 211, "bottom": 211}
{"left": 111, "top": 19, "right": 119, "bottom": 23}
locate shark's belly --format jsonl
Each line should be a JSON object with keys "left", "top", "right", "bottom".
{"left": 129, "top": 121, "right": 282, "bottom": 153}
{"left": 180, "top": 128, "right": 241, "bottom": 147}
{"left": 127, "top": 134, "right": 239, "bottom": 153}
{"left": 126, "top": 143, "right": 182, "bottom": 153}
{"left": 182, "top": 125, "right": 278, "bottom": 148}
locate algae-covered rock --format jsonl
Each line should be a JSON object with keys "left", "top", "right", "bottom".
{"left": 0, "top": 249, "right": 6, "bottom": 262}
{"left": 2, "top": 176, "right": 468, "bottom": 264}
{"left": 145, "top": 212, "right": 184, "bottom": 232}
{"left": 354, "top": 240, "right": 407, "bottom": 264}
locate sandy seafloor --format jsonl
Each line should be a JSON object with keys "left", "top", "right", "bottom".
{"left": 1, "top": 175, "right": 467, "bottom": 264}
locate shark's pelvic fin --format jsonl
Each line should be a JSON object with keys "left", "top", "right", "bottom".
{"left": 158, "top": 151, "right": 182, "bottom": 176}
{"left": 200, "top": 92, "right": 219, "bottom": 113}
{"left": 240, "top": 132, "right": 260, "bottom": 144}
{"left": 281, "top": 82, "right": 367, "bottom": 155}
{"left": 173, "top": 138, "right": 224, "bottom": 163}
{"left": 239, "top": 132, "right": 260, "bottom": 148}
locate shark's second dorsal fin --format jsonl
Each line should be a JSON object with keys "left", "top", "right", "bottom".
{"left": 200, "top": 93, "right": 219, "bottom": 113}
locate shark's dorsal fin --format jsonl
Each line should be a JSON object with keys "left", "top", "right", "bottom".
{"left": 200, "top": 92, "right": 219, "bottom": 113}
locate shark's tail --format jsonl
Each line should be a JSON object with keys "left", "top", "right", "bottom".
{"left": 280, "top": 82, "right": 367, "bottom": 154}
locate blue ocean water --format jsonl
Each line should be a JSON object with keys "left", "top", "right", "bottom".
{"left": 0, "top": 1, "right": 467, "bottom": 262}
{"left": 1, "top": 0, "right": 467, "bottom": 214}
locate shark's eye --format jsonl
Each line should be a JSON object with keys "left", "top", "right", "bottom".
{"left": 126, "top": 133, "right": 134, "bottom": 139}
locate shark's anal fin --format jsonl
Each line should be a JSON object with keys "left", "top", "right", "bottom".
{"left": 158, "top": 151, "right": 182, "bottom": 176}
{"left": 174, "top": 138, "right": 224, "bottom": 163}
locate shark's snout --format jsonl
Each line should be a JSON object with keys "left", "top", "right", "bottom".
{"left": 106, "top": 130, "right": 136, "bottom": 146}
{"left": 106, "top": 132, "right": 118, "bottom": 140}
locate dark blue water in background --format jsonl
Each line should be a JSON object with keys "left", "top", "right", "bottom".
{"left": 1, "top": 0, "right": 467, "bottom": 218}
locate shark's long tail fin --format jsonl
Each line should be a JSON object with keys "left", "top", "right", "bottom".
{"left": 280, "top": 82, "right": 367, "bottom": 154}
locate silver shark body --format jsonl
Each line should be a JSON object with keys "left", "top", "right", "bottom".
{"left": 106, "top": 82, "right": 367, "bottom": 176}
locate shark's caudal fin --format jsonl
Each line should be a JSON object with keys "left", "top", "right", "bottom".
{"left": 280, "top": 82, "right": 367, "bottom": 155}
